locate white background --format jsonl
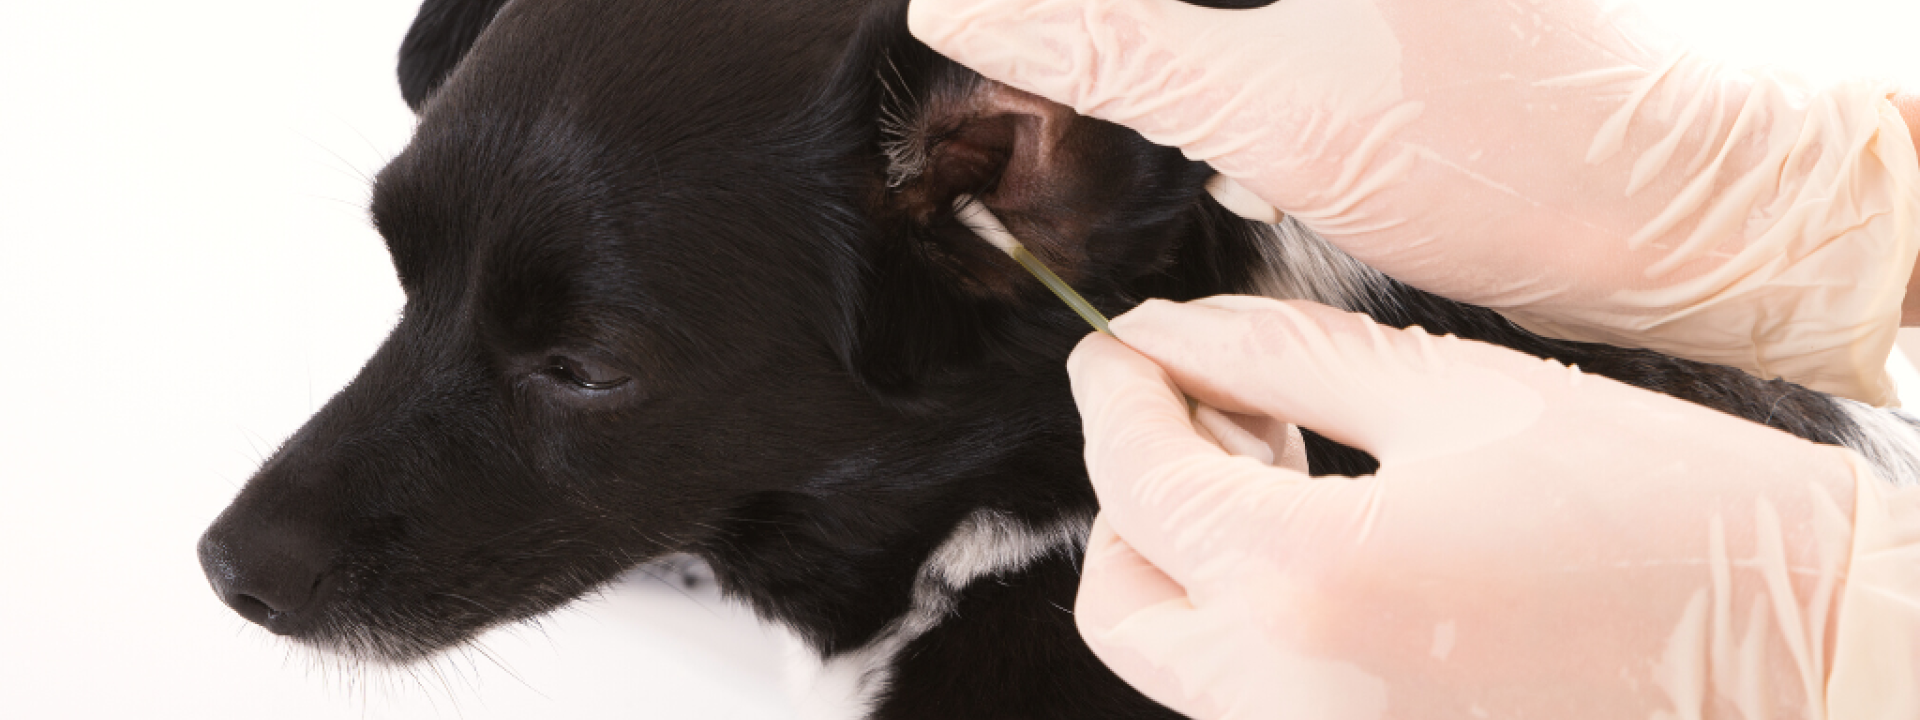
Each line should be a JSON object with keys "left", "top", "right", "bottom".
{"left": 1, "top": 1, "right": 1917, "bottom": 719}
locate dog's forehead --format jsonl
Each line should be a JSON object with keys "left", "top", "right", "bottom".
{"left": 369, "top": 0, "right": 883, "bottom": 352}
{"left": 452, "top": 0, "right": 865, "bottom": 132}
{"left": 375, "top": 2, "right": 875, "bottom": 255}
{"left": 384, "top": 0, "right": 859, "bottom": 191}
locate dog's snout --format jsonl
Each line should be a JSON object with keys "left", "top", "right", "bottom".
{"left": 197, "top": 520, "right": 336, "bottom": 635}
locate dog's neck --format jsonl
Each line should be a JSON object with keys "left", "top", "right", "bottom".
{"left": 775, "top": 508, "right": 1095, "bottom": 718}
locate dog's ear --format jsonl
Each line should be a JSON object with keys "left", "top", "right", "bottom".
{"left": 875, "top": 58, "right": 1212, "bottom": 307}
{"left": 398, "top": 0, "right": 513, "bottom": 112}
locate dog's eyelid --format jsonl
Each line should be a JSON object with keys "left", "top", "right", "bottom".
{"left": 542, "top": 354, "right": 632, "bottom": 391}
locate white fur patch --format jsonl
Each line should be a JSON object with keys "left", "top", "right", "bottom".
{"left": 1244, "top": 217, "right": 1392, "bottom": 312}
{"left": 779, "top": 510, "right": 1093, "bottom": 720}
{"left": 1834, "top": 400, "right": 1920, "bottom": 487}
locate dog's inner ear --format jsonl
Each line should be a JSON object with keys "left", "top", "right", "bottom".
{"left": 842, "top": 59, "right": 1217, "bottom": 407}
{"left": 884, "top": 79, "right": 1075, "bottom": 222}
{"left": 880, "top": 73, "right": 1177, "bottom": 302}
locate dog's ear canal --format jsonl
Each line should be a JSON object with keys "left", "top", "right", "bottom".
{"left": 881, "top": 71, "right": 1173, "bottom": 300}
{"left": 397, "top": 0, "right": 513, "bottom": 112}
{"left": 883, "top": 78, "right": 1081, "bottom": 233}
{"left": 844, "top": 40, "right": 1213, "bottom": 407}
{"left": 842, "top": 62, "right": 1091, "bottom": 408}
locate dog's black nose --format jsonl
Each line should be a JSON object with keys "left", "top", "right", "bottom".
{"left": 197, "top": 521, "right": 335, "bottom": 635}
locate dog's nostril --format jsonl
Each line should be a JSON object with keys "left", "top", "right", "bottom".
{"left": 219, "top": 575, "right": 334, "bottom": 636}
{"left": 229, "top": 593, "right": 276, "bottom": 627}
{"left": 198, "top": 522, "right": 336, "bottom": 635}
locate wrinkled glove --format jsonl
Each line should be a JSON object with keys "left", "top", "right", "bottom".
{"left": 914, "top": 0, "right": 1920, "bottom": 405}
{"left": 1068, "top": 296, "right": 1920, "bottom": 719}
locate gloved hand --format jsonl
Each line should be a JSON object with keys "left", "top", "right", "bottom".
{"left": 1067, "top": 296, "right": 1920, "bottom": 719}
{"left": 913, "top": 0, "right": 1920, "bottom": 405}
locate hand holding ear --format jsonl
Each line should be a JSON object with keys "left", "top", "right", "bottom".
{"left": 1068, "top": 297, "right": 1920, "bottom": 719}
{"left": 912, "top": 0, "right": 1920, "bottom": 405}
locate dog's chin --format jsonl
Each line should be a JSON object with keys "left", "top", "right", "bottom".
{"left": 258, "top": 611, "right": 560, "bottom": 707}
{"left": 289, "top": 572, "right": 610, "bottom": 668}
{"left": 291, "top": 605, "right": 502, "bottom": 668}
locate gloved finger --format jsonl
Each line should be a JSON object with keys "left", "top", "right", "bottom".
{"left": 1192, "top": 404, "right": 1308, "bottom": 473}
{"left": 1074, "top": 514, "right": 1208, "bottom": 717}
{"left": 907, "top": 0, "right": 1274, "bottom": 144}
{"left": 1111, "top": 297, "right": 1553, "bottom": 466}
{"left": 1179, "top": 1, "right": 1281, "bottom": 8}
{"left": 1068, "top": 331, "right": 1307, "bottom": 585}
{"left": 1075, "top": 514, "right": 1188, "bottom": 641}
{"left": 1078, "top": 517, "right": 1352, "bottom": 720}
{"left": 908, "top": 0, "right": 1197, "bottom": 112}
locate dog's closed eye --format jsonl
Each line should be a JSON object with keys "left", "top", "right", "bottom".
{"left": 541, "top": 354, "right": 630, "bottom": 391}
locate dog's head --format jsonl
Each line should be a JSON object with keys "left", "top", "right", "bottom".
{"left": 198, "top": 0, "right": 1258, "bottom": 664}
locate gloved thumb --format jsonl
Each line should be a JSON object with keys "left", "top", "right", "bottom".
{"left": 1110, "top": 297, "right": 1558, "bottom": 466}
{"left": 1068, "top": 329, "right": 1319, "bottom": 585}
{"left": 905, "top": 0, "right": 1321, "bottom": 157}
{"left": 1073, "top": 514, "right": 1195, "bottom": 712}
{"left": 907, "top": 0, "right": 1197, "bottom": 112}
{"left": 1076, "top": 514, "right": 1389, "bottom": 719}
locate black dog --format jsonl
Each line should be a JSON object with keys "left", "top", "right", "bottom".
{"left": 198, "top": 1, "right": 1920, "bottom": 717}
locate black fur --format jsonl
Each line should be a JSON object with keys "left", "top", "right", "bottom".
{"left": 200, "top": 1, "right": 1890, "bottom": 718}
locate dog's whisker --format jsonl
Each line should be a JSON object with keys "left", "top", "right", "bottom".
{"left": 335, "top": 115, "right": 396, "bottom": 175}
{"left": 292, "top": 128, "right": 379, "bottom": 188}
{"left": 296, "top": 192, "right": 382, "bottom": 217}
{"left": 464, "top": 637, "right": 545, "bottom": 701}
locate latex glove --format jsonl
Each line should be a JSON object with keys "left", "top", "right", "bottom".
{"left": 1067, "top": 296, "right": 1920, "bottom": 719}
{"left": 913, "top": 0, "right": 1920, "bottom": 405}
